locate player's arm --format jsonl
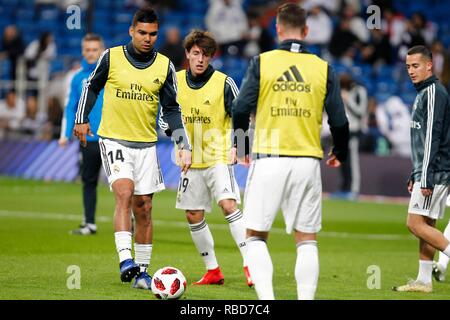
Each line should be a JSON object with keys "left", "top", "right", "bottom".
{"left": 232, "top": 55, "right": 260, "bottom": 161}
{"left": 324, "top": 65, "right": 350, "bottom": 167}
{"left": 420, "top": 86, "right": 448, "bottom": 192}
{"left": 159, "top": 61, "right": 191, "bottom": 173}
{"left": 59, "top": 73, "right": 80, "bottom": 147}
{"left": 74, "top": 49, "right": 109, "bottom": 146}
{"left": 225, "top": 76, "right": 239, "bottom": 163}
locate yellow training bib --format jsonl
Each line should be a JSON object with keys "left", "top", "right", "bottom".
{"left": 177, "top": 70, "right": 231, "bottom": 168}
{"left": 98, "top": 46, "right": 169, "bottom": 142}
{"left": 253, "top": 49, "right": 328, "bottom": 158}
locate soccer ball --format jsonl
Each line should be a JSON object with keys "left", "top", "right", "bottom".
{"left": 151, "top": 266, "right": 187, "bottom": 300}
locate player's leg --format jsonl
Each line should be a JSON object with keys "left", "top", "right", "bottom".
{"left": 98, "top": 138, "right": 140, "bottom": 282}
{"left": 434, "top": 219, "right": 450, "bottom": 281}
{"left": 394, "top": 183, "right": 450, "bottom": 292}
{"left": 186, "top": 209, "right": 224, "bottom": 285}
{"left": 244, "top": 158, "right": 286, "bottom": 300}
{"left": 394, "top": 214, "right": 437, "bottom": 292}
{"left": 176, "top": 168, "right": 223, "bottom": 285}
{"left": 131, "top": 145, "right": 165, "bottom": 289}
{"left": 219, "top": 198, "right": 252, "bottom": 286}
{"left": 287, "top": 157, "right": 321, "bottom": 300}
{"left": 72, "top": 141, "right": 102, "bottom": 235}
{"left": 294, "top": 231, "right": 319, "bottom": 300}
{"left": 407, "top": 214, "right": 450, "bottom": 254}
{"left": 131, "top": 193, "right": 154, "bottom": 289}
{"left": 211, "top": 164, "right": 251, "bottom": 286}
{"left": 112, "top": 178, "right": 140, "bottom": 282}
{"left": 246, "top": 230, "right": 273, "bottom": 299}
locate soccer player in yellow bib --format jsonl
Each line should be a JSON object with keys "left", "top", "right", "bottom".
{"left": 73, "top": 8, "right": 191, "bottom": 289}
{"left": 233, "top": 3, "right": 349, "bottom": 299}
{"left": 161, "top": 30, "right": 252, "bottom": 286}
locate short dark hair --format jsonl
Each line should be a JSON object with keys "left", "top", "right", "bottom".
{"left": 132, "top": 7, "right": 158, "bottom": 27}
{"left": 183, "top": 30, "right": 218, "bottom": 57}
{"left": 277, "top": 3, "right": 307, "bottom": 30}
{"left": 407, "top": 45, "right": 433, "bottom": 61}
{"left": 82, "top": 33, "right": 104, "bottom": 46}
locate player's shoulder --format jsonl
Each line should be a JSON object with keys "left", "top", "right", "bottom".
{"left": 434, "top": 81, "right": 450, "bottom": 100}
{"left": 176, "top": 69, "right": 186, "bottom": 77}
{"left": 213, "top": 69, "right": 228, "bottom": 81}
{"left": 155, "top": 51, "right": 171, "bottom": 65}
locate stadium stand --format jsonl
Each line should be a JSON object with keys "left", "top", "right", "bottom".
{"left": 1, "top": 0, "right": 450, "bottom": 196}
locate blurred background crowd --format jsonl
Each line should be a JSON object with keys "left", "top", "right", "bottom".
{"left": 0, "top": 0, "right": 449, "bottom": 159}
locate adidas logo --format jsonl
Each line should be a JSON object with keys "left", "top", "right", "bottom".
{"left": 273, "top": 65, "right": 311, "bottom": 92}
{"left": 413, "top": 203, "right": 420, "bottom": 209}
{"left": 204, "top": 100, "right": 211, "bottom": 105}
{"left": 223, "top": 188, "right": 229, "bottom": 193}
{"left": 153, "top": 78, "right": 161, "bottom": 85}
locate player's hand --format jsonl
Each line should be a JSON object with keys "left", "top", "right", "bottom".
{"left": 421, "top": 188, "right": 433, "bottom": 197}
{"left": 407, "top": 180, "right": 414, "bottom": 194}
{"left": 73, "top": 123, "right": 93, "bottom": 147}
{"left": 230, "top": 147, "right": 237, "bottom": 164}
{"left": 179, "top": 149, "right": 191, "bottom": 174}
{"left": 326, "top": 153, "right": 341, "bottom": 168}
{"left": 58, "top": 137, "right": 68, "bottom": 148}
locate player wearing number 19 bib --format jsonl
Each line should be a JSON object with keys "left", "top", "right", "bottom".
{"left": 74, "top": 8, "right": 191, "bottom": 289}
{"left": 162, "top": 30, "right": 252, "bottom": 287}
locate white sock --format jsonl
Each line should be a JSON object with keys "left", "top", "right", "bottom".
{"left": 417, "top": 260, "right": 433, "bottom": 284}
{"left": 115, "top": 231, "right": 132, "bottom": 263}
{"left": 438, "top": 221, "right": 450, "bottom": 271}
{"left": 189, "top": 219, "right": 218, "bottom": 270}
{"left": 295, "top": 241, "right": 319, "bottom": 300}
{"left": 225, "top": 210, "right": 248, "bottom": 266}
{"left": 246, "top": 237, "right": 274, "bottom": 300}
{"left": 135, "top": 243, "right": 152, "bottom": 273}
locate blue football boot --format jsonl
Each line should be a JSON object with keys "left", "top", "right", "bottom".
{"left": 133, "top": 272, "right": 152, "bottom": 290}
{"left": 119, "top": 259, "right": 140, "bottom": 283}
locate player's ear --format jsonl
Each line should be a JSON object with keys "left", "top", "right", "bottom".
{"left": 129, "top": 26, "right": 134, "bottom": 38}
{"left": 426, "top": 60, "right": 433, "bottom": 72}
{"left": 302, "top": 25, "right": 309, "bottom": 39}
{"left": 185, "top": 49, "right": 190, "bottom": 59}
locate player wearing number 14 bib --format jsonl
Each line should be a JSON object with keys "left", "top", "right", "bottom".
{"left": 161, "top": 30, "right": 252, "bottom": 287}
{"left": 74, "top": 8, "right": 192, "bottom": 289}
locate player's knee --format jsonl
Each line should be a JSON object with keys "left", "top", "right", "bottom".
{"left": 406, "top": 217, "right": 421, "bottom": 236}
{"left": 186, "top": 210, "right": 204, "bottom": 224}
{"left": 115, "top": 187, "right": 133, "bottom": 202}
{"left": 219, "top": 199, "right": 237, "bottom": 215}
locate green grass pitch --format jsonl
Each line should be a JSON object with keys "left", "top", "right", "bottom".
{"left": 1, "top": 177, "right": 449, "bottom": 300}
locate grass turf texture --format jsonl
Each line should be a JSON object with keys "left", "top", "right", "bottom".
{"left": 1, "top": 177, "right": 449, "bottom": 300}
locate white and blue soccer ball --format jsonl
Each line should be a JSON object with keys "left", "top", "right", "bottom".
{"left": 151, "top": 266, "right": 187, "bottom": 300}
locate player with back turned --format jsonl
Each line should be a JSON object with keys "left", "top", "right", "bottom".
{"left": 232, "top": 3, "right": 349, "bottom": 300}
{"left": 73, "top": 8, "right": 191, "bottom": 290}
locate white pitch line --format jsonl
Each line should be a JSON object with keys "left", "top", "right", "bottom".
{"left": 0, "top": 210, "right": 414, "bottom": 241}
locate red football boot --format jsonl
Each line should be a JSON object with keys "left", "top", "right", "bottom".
{"left": 244, "top": 266, "right": 253, "bottom": 287}
{"left": 193, "top": 267, "right": 224, "bottom": 285}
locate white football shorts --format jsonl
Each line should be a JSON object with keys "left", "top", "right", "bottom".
{"left": 176, "top": 163, "right": 240, "bottom": 212}
{"left": 98, "top": 138, "right": 165, "bottom": 195}
{"left": 408, "top": 182, "right": 448, "bottom": 220}
{"left": 243, "top": 157, "right": 322, "bottom": 234}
